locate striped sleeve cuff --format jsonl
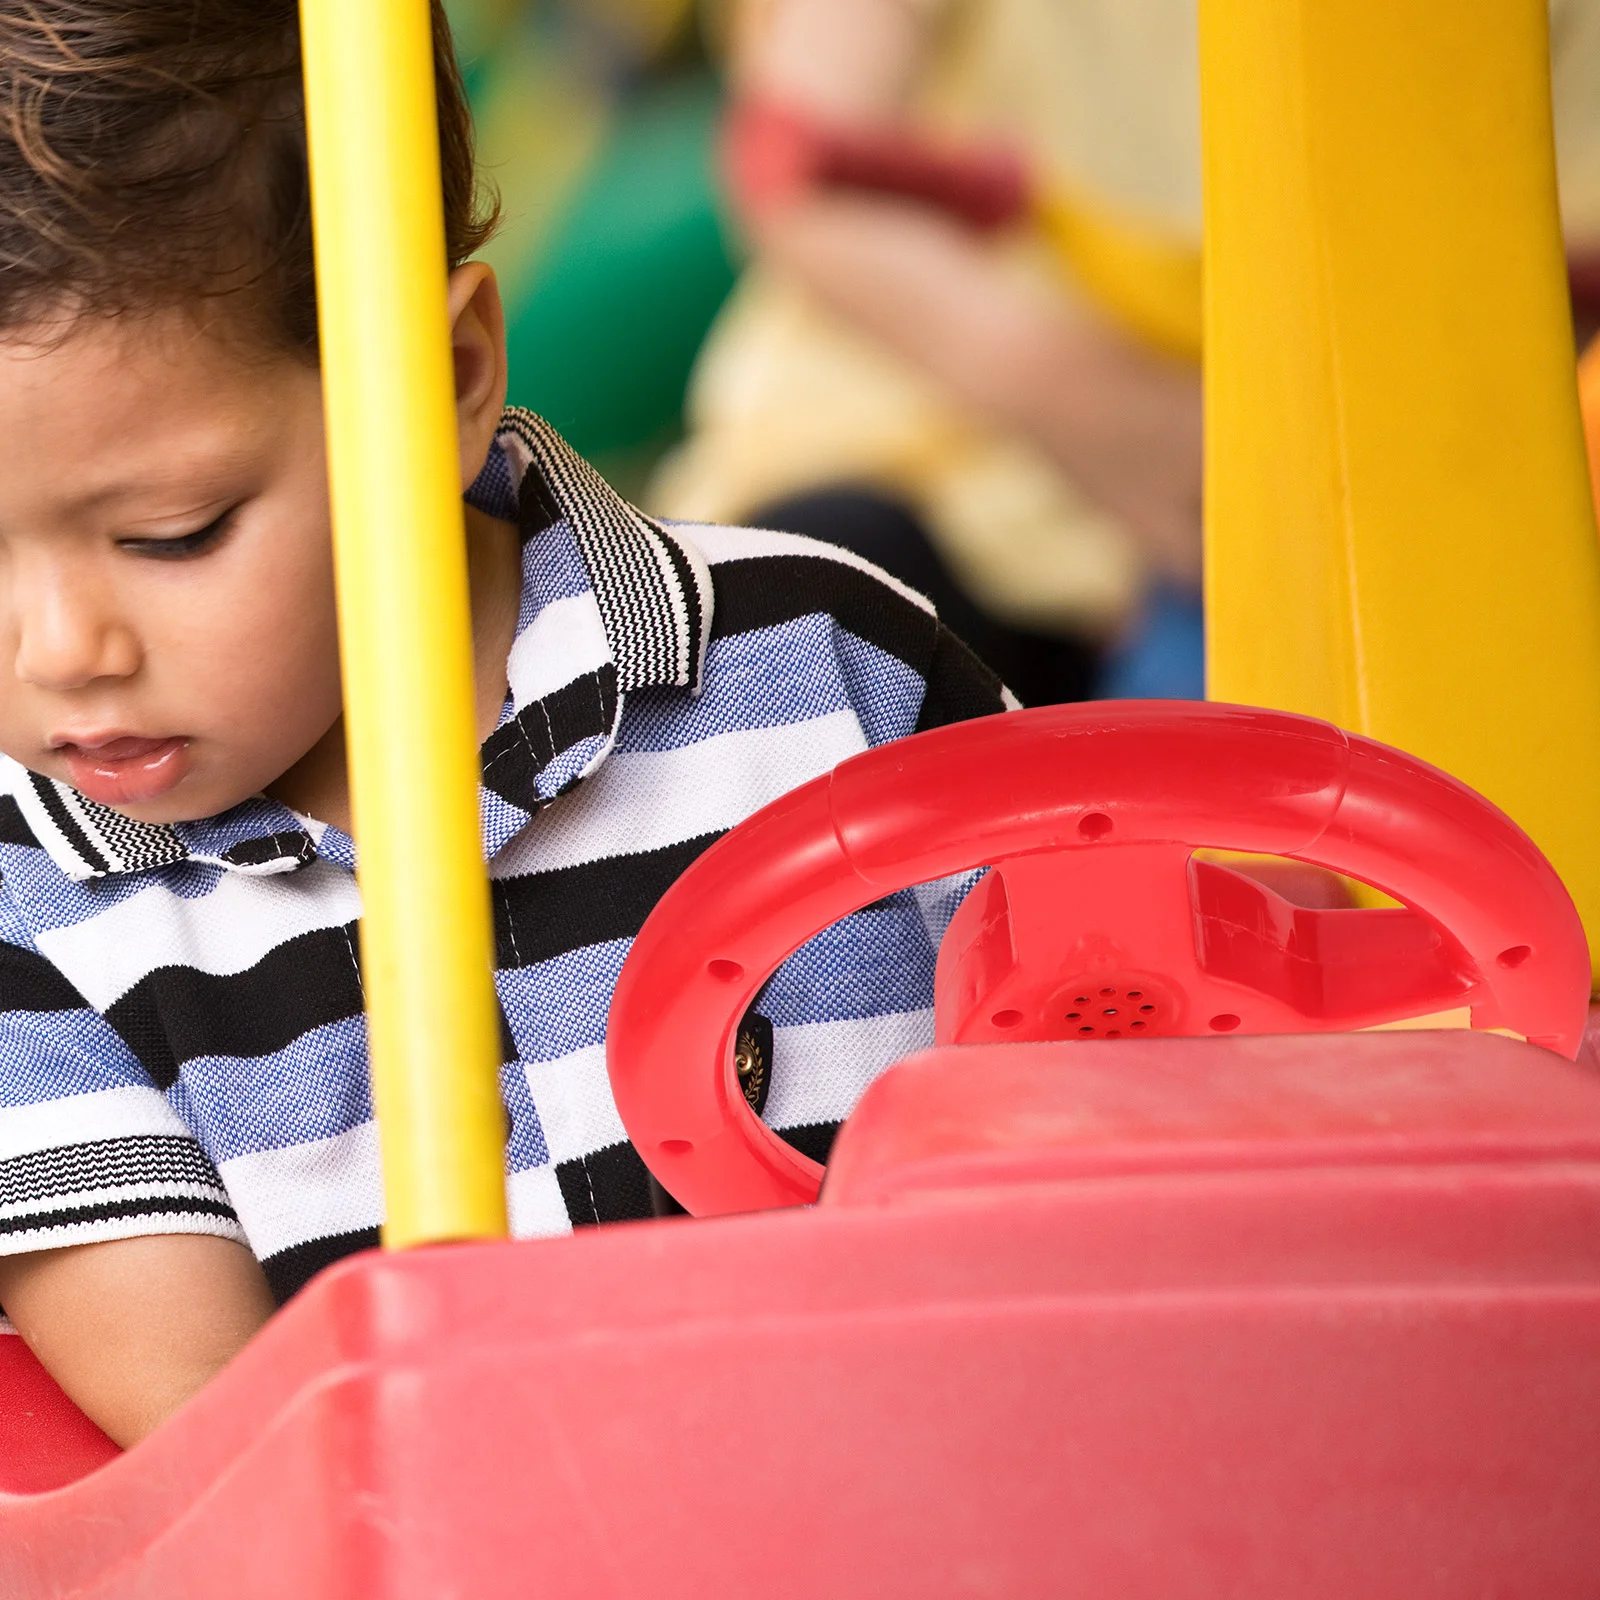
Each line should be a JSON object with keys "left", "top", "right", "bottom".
{"left": 0, "top": 1128, "right": 243, "bottom": 1256}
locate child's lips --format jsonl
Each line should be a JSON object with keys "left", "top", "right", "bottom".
{"left": 57, "top": 735, "right": 191, "bottom": 807}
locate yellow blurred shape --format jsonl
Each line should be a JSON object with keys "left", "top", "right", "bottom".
{"left": 1580, "top": 333, "right": 1600, "bottom": 515}
{"left": 1363, "top": 1008, "right": 1524, "bottom": 1042}
{"left": 1202, "top": 0, "right": 1600, "bottom": 986}
{"left": 1364, "top": 1008, "right": 1472, "bottom": 1033}
{"left": 1037, "top": 184, "right": 1202, "bottom": 365}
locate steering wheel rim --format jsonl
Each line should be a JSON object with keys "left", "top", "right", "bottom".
{"left": 606, "top": 703, "right": 1591, "bottom": 1216}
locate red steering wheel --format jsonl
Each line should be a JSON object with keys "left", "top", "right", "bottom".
{"left": 607, "top": 703, "right": 1591, "bottom": 1216}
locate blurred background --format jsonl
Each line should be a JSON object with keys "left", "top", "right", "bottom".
{"left": 444, "top": 0, "right": 734, "bottom": 493}
{"left": 444, "top": 0, "right": 1600, "bottom": 705}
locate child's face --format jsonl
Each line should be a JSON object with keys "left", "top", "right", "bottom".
{"left": 0, "top": 311, "right": 344, "bottom": 823}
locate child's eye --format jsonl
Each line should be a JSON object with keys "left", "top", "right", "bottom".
{"left": 118, "top": 507, "right": 239, "bottom": 560}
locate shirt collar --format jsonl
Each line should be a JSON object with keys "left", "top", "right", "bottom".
{"left": 16, "top": 408, "right": 713, "bottom": 883}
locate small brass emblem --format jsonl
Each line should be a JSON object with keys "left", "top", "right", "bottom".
{"left": 733, "top": 1012, "right": 774, "bottom": 1115}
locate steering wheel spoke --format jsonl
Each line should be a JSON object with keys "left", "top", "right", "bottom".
{"left": 1187, "top": 858, "right": 1481, "bottom": 1031}
{"left": 935, "top": 842, "right": 1213, "bottom": 1044}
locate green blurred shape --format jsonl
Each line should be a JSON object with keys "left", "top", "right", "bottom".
{"left": 501, "top": 71, "right": 738, "bottom": 469}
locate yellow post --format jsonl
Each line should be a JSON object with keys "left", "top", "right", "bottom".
{"left": 299, "top": 0, "right": 508, "bottom": 1246}
{"left": 1201, "top": 0, "right": 1600, "bottom": 982}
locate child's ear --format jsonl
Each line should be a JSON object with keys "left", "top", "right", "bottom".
{"left": 447, "top": 262, "right": 510, "bottom": 493}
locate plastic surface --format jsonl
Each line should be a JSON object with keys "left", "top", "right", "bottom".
{"left": 1201, "top": 0, "right": 1600, "bottom": 983}
{"left": 3, "top": 1030, "right": 1599, "bottom": 1598}
{"left": 1581, "top": 331, "right": 1600, "bottom": 518}
{"left": 607, "top": 702, "right": 1591, "bottom": 1216}
{"left": 0, "top": 1333, "right": 118, "bottom": 1495}
{"left": 825, "top": 1027, "right": 1600, "bottom": 1206}
{"left": 300, "top": 0, "right": 507, "bottom": 1245}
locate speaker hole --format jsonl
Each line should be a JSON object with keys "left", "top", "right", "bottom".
{"left": 1078, "top": 812, "right": 1113, "bottom": 841}
{"left": 1497, "top": 944, "right": 1531, "bottom": 970}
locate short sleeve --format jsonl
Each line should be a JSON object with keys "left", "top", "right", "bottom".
{"left": 0, "top": 928, "right": 243, "bottom": 1257}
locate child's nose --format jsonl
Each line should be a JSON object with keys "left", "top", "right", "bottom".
{"left": 14, "top": 592, "right": 140, "bottom": 691}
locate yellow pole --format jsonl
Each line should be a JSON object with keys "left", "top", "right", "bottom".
{"left": 1202, "top": 0, "right": 1600, "bottom": 983}
{"left": 299, "top": 0, "right": 508, "bottom": 1246}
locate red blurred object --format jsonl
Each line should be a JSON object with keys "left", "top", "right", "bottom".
{"left": 4, "top": 703, "right": 1597, "bottom": 1596}
{"left": 0, "top": 1331, "right": 117, "bottom": 1493}
{"left": 608, "top": 703, "right": 1591, "bottom": 1219}
{"left": 721, "top": 98, "right": 1030, "bottom": 230}
{"left": 2, "top": 1029, "right": 1599, "bottom": 1598}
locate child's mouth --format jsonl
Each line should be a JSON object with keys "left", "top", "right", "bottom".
{"left": 58, "top": 736, "right": 191, "bottom": 807}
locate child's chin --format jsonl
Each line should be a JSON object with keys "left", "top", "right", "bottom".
{"left": 92, "top": 769, "right": 260, "bottom": 828}
{"left": 116, "top": 787, "right": 255, "bottom": 827}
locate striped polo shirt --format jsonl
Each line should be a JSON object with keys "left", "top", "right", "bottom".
{"left": 0, "top": 410, "right": 1009, "bottom": 1301}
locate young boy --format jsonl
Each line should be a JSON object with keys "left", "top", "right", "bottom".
{"left": 0, "top": 1, "right": 1009, "bottom": 1446}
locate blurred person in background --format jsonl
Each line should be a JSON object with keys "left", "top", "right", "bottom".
{"left": 447, "top": 0, "right": 739, "bottom": 489}
{"left": 649, "top": 0, "right": 1600, "bottom": 704}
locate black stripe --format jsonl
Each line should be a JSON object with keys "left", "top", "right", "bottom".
{"left": 517, "top": 450, "right": 563, "bottom": 539}
{"left": 104, "top": 923, "right": 365, "bottom": 1089}
{"left": 30, "top": 775, "right": 108, "bottom": 874}
{"left": 221, "top": 831, "right": 317, "bottom": 870}
{"left": 492, "top": 833, "right": 721, "bottom": 969}
{"left": 654, "top": 520, "right": 705, "bottom": 685}
{"left": 0, "top": 1192, "right": 236, "bottom": 1237}
{"left": 773, "top": 1120, "right": 841, "bottom": 1165}
{"left": 913, "top": 624, "right": 1009, "bottom": 733}
{"left": 555, "top": 1141, "right": 654, "bottom": 1226}
{"left": 262, "top": 1226, "right": 380, "bottom": 1305}
{"left": 0, "top": 1134, "right": 223, "bottom": 1208}
{"left": 0, "top": 794, "right": 38, "bottom": 848}
{"left": 710, "top": 554, "right": 940, "bottom": 678}
{"left": 68, "top": 798, "right": 184, "bottom": 874}
{"left": 479, "top": 715, "right": 544, "bottom": 812}
{"left": 0, "top": 937, "right": 88, "bottom": 1014}
{"left": 480, "top": 663, "right": 618, "bottom": 811}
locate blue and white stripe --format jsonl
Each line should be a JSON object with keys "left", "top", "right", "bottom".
{"left": 0, "top": 411, "right": 1008, "bottom": 1299}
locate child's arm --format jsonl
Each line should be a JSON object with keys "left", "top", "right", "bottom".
{"left": 0, "top": 1233, "right": 275, "bottom": 1448}
{"left": 722, "top": 0, "right": 1203, "bottom": 585}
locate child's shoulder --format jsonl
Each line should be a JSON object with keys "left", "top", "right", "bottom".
{"left": 685, "top": 519, "right": 935, "bottom": 658}
{"left": 668, "top": 518, "right": 1012, "bottom": 736}
{"left": 489, "top": 412, "right": 1012, "bottom": 752}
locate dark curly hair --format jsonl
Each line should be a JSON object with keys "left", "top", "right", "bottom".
{"left": 0, "top": 0, "right": 497, "bottom": 352}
